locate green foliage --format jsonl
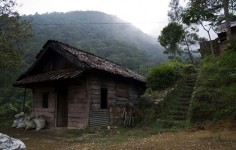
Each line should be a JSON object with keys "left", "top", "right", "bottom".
{"left": 158, "top": 22, "right": 185, "bottom": 58}
{"left": 182, "top": 0, "right": 221, "bottom": 26}
{"left": 0, "top": 0, "right": 33, "bottom": 71}
{"left": 146, "top": 61, "right": 195, "bottom": 90}
{"left": 190, "top": 51, "right": 236, "bottom": 123}
{"left": 0, "top": 0, "right": 33, "bottom": 127}
{"left": 22, "top": 11, "right": 166, "bottom": 73}
{"left": 137, "top": 96, "right": 159, "bottom": 126}
{"left": 182, "top": 0, "right": 236, "bottom": 41}
{"left": 1, "top": 11, "right": 166, "bottom": 126}
{"left": 0, "top": 70, "right": 32, "bottom": 127}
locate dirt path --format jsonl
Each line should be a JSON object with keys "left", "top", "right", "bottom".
{"left": 70, "top": 130, "right": 235, "bottom": 150}
{"left": 1, "top": 127, "right": 235, "bottom": 150}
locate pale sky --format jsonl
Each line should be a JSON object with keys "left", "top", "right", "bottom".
{"left": 16, "top": 0, "right": 173, "bottom": 37}
{"left": 16, "top": 0, "right": 216, "bottom": 39}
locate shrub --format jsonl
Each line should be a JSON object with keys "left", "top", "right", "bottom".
{"left": 146, "top": 61, "right": 196, "bottom": 90}
{"left": 136, "top": 95, "right": 160, "bottom": 126}
{"left": 190, "top": 51, "right": 236, "bottom": 123}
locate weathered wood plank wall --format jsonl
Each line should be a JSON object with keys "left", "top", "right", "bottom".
{"left": 87, "top": 75, "right": 140, "bottom": 127}
{"left": 67, "top": 84, "right": 89, "bottom": 128}
{"left": 32, "top": 85, "right": 56, "bottom": 127}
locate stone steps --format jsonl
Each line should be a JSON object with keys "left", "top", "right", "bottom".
{"left": 158, "top": 73, "right": 197, "bottom": 128}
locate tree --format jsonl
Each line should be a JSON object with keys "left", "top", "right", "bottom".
{"left": 0, "top": 0, "right": 33, "bottom": 71}
{"left": 223, "top": 0, "right": 231, "bottom": 40}
{"left": 158, "top": 22, "right": 185, "bottom": 58}
{"left": 182, "top": 0, "right": 236, "bottom": 56}
{"left": 167, "top": 0, "right": 197, "bottom": 63}
{"left": 168, "top": 0, "right": 183, "bottom": 23}
{"left": 182, "top": 0, "right": 221, "bottom": 56}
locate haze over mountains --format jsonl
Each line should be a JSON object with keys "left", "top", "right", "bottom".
{"left": 23, "top": 11, "right": 166, "bottom": 74}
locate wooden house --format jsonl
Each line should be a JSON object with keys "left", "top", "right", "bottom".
{"left": 199, "top": 21, "right": 236, "bottom": 57}
{"left": 15, "top": 40, "right": 145, "bottom": 128}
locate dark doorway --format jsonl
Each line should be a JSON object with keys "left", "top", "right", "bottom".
{"left": 42, "top": 92, "right": 49, "bottom": 108}
{"left": 101, "top": 88, "right": 108, "bottom": 109}
{"left": 57, "top": 87, "right": 68, "bottom": 127}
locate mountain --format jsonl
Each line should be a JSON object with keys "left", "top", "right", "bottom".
{"left": 23, "top": 11, "right": 166, "bottom": 74}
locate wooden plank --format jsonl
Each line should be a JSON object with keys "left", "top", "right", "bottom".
{"left": 116, "top": 91, "right": 129, "bottom": 98}
{"left": 34, "top": 107, "right": 55, "bottom": 113}
{"left": 68, "top": 103, "right": 88, "bottom": 108}
{"left": 68, "top": 98, "right": 87, "bottom": 103}
{"left": 68, "top": 112, "right": 88, "bottom": 117}
{"left": 33, "top": 102, "right": 42, "bottom": 107}
{"left": 91, "top": 99, "right": 100, "bottom": 105}
{"left": 90, "top": 106, "right": 100, "bottom": 110}
{"left": 69, "top": 93, "right": 86, "bottom": 99}
{"left": 91, "top": 89, "right": 100, "bottom": 95}
{"left": 90, "top": 104, "right": 100, "bottom": 110}
{"left": 68, "top": 121, "right": 87, "bottom": 128}
{"left": 34, "top": 112, "right": 54, "bottom": 118}
{"left": 91, "top": 94, "right": 100, "bottom": 99}
{"left": 107, "top": 96, "right": 116, "bottom": 100}
{"left": 116, "top": 88, "right": 128, "bottom": 93}
{"left": 117, "top": 97, "right": 129, "bottom": 102}
{"left": 115, "top": 84, "right": 127, "bottom": 89}
{"left": 108, "top": 90, "right": 115, "bottom": 94}
{"left": 68, "top": 117, "right": 87, "bottom": 122}
{"left": 68, "top": 107, "right": 87, "bottom": 113}
{"left": 90, "top": 85, "right": 100, "bottom": 90}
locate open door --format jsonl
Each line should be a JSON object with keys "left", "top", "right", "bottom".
{"left": 57, "top": 87, "right": 68, "bottom": 127}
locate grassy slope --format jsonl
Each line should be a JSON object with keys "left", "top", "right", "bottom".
{"left": 190, "top": 51, "right": 236, "bottom": 123}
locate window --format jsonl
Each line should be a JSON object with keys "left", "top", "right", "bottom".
{"left": 101, "top": 88, "right": 108, "bottom": 109}
{"left": 42, "top": 93, "right": 49, "bottom": 108}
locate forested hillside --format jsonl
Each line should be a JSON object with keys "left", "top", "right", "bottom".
{"left": 23, "top": 11, "right": 166, "bottom": 73}
{"left": 0, "top": 11, "right": 166, "bottom": 121}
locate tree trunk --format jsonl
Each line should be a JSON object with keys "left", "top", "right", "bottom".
{"left": 184, "top": 34, "right": 194, "bottom": 64}
{"left": 207, "top": 30, "right": 215, "bottom": 56}
{"left": 223, "top": 0, "right": 231, "bottom": 41}
{"left": 200, "top": 22, "right": 215, "bottom": 56}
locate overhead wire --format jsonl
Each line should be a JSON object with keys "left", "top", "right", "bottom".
{"left": 31, "top": 21, "right": 168, "bottom": 26}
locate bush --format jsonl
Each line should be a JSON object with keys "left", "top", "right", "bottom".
{"left": 136, "top": 95, "right": 160, "bottom": 126}
{"left": 146, "top": 61, "right": 196, "bottom": 90}
{"left": 190, "top": 51, "right": 236, "bottom": 123}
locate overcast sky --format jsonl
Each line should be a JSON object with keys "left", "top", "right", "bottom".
{"left": 16, "top": 0, "right": 175, "bottom": 37}
{"left": 16, "top": 0, "right": 216, "bottom": 39}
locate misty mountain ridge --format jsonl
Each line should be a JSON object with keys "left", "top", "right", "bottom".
{"left": 23, "top": 11, "right": 166, "bottom": 73}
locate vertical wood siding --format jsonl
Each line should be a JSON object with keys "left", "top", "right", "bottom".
{"left": 67, "top": 84, "right": 89, "bottom": 128}
{"left": 33, "top": 85, "right": 56, "bottom": 127}
{"left": 88, "top": 75, "right": 140, "bottom": 127}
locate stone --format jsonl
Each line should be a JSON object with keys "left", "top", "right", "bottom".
{"left": 0, "top": 133, "right": 26, "bottom": 150}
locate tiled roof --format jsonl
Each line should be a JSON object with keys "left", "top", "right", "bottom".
{"left": 15, "top": 40, "right": 145, "bottom": 85}
{"left": 15, "top": 69, "right": 83, "bottom": 85}
{"left": 54, "top": 41, "right": 145, "bottom": 82}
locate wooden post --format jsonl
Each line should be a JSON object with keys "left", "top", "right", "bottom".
{"left": 22, "top": 88, "right": 26, "bottom": 112}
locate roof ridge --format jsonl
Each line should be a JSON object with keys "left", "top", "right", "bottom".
{"left": 49, "top": 40, "right": 139, "bottom": 73}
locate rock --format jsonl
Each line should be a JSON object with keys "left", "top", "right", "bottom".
{"left": 0, "top": 133, "right": 26, "bottom": 150}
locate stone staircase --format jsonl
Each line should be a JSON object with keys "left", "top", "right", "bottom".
{"left": 158, "top": 73, "right": 197, "bottom": 128}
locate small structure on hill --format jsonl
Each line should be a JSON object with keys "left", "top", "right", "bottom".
{"left": 199, "top": 20, "right": 236, "bottom": 57}
{"left": 15, "top": 40, "right": 145, "bottom": 128}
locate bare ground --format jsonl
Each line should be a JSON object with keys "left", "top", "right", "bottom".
{"left": 1, "top": 120, "right": 236, "bottom": 150}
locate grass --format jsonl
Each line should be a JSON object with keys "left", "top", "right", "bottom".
{"left": 1, "top": 125, "right": 235, "bottom": 150}
{"left": 191, "top": 51, "right": 236, "bottom": 123}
